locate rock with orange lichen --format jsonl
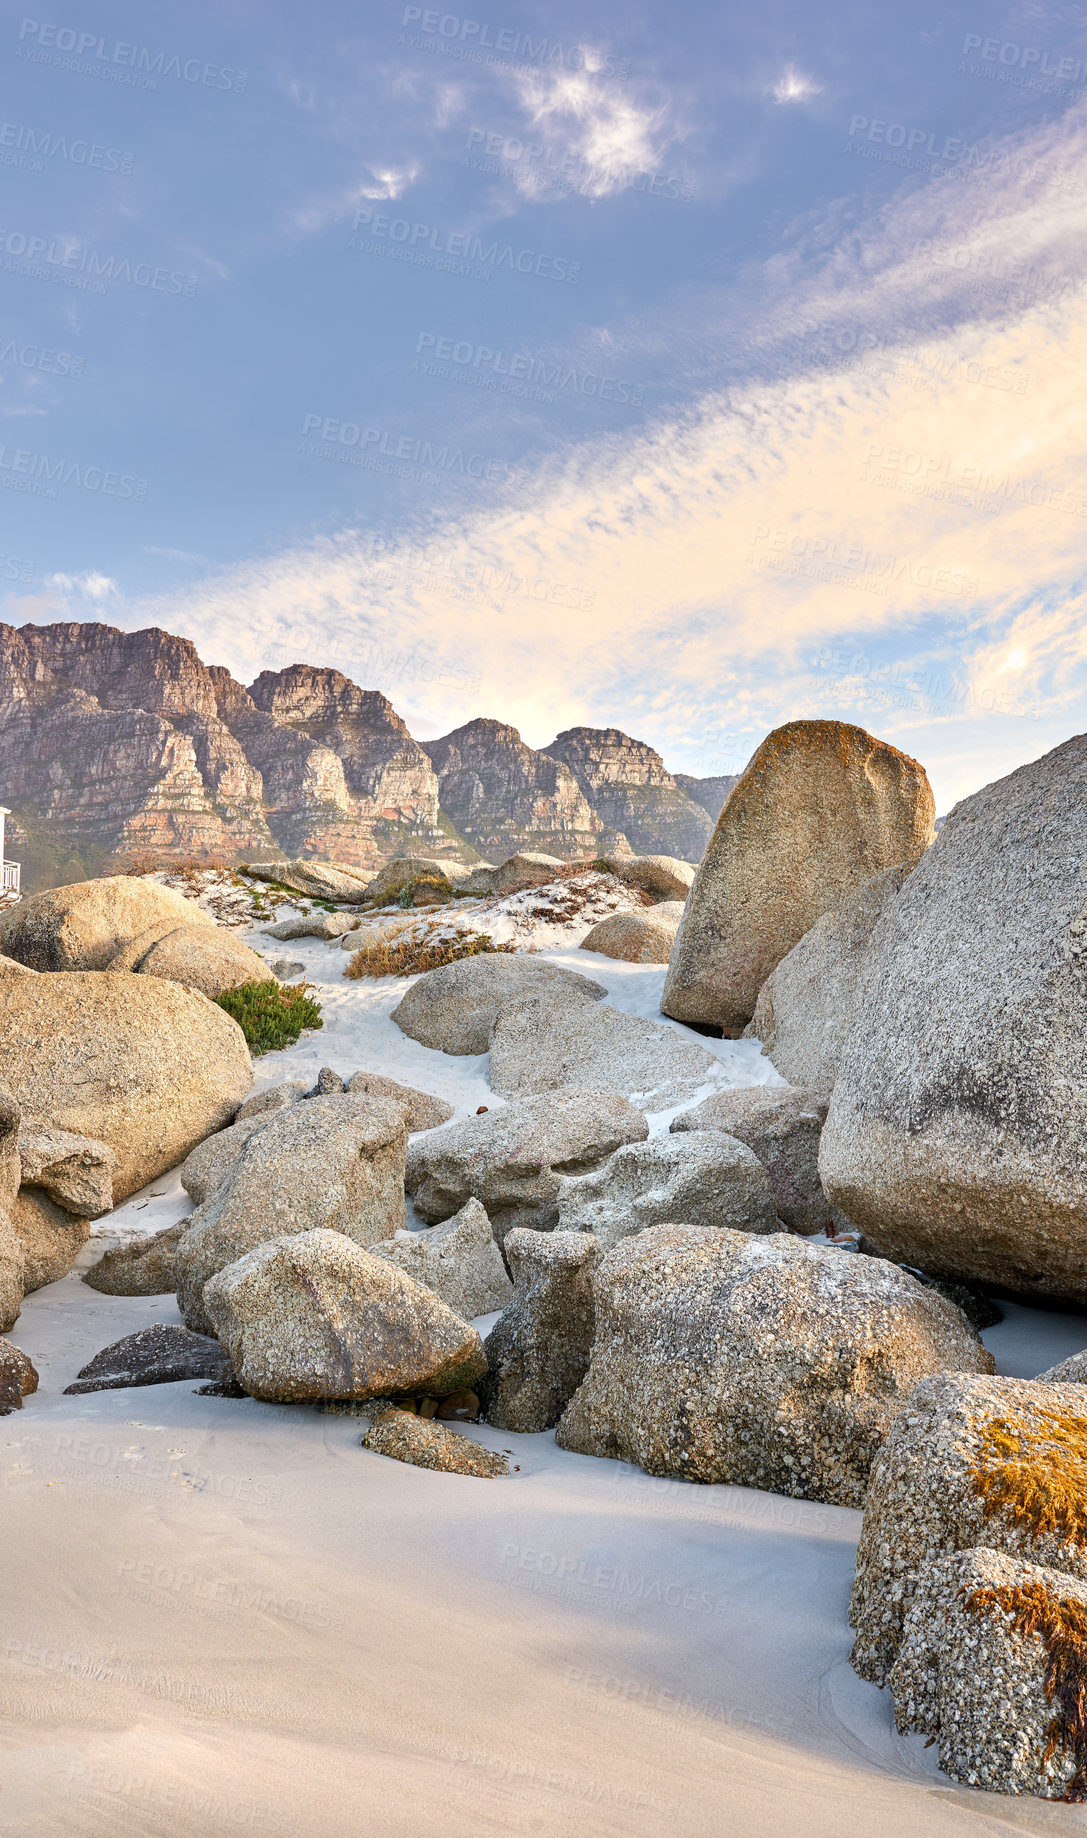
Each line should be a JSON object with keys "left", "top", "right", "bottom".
{"left": 661, "top": 720, "right": 933, "bottom": 1031}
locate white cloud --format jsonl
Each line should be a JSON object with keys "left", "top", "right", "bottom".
{"left": 514, "top": 66, "right": 677, "bottom": 198}
{"left": 771, "top": 67, "right": 823, "bottom": 104}
{"left": 48, "top": 572, "right": 118, "bottom": 602}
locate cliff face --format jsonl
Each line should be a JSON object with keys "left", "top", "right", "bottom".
{"left": 0, "top": 622, "right": 718, "bottom": 891}
{"left": 674, "top": 772, "right": 739, "bottom": 824}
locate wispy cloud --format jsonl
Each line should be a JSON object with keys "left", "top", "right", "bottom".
{"left": 771, "top": 67, "right": 823, "bottom": 104}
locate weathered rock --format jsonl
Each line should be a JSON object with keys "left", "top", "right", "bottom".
{"left": 264, "top": 911, "right": 359, "bottom": 940}
{"left": 489, "top": 985, "right": 716, "bottom": 1109}
{"left": 175, "top": 1095, "right": 407, "bottom": 1334}
{"left": 661, "top": 721, "right": 934, "bottom": 1031}
{"left": 269, "top": 958, "right": 305, "bottom": 980}
{"left": 364, "top": 857, "right": 455, "bottom": 905}
{"left": 749, "top": 868, "right": 911, "bottom": 1098}
{"left": 605, "top": 856, "right": 695, "bottom": 901}
{"left": 1038, "top": 1350, "right": 1087, "bottom": 1384}
{"left": 0, "top": 956, "right": 36, "bottom": 976}
{"left": 0, "top": 972, "right": 252, "bottom": 1202}
{"left": 0, "top": 875, "right": 215, "bottom": 972}
{"left": 0, "top": 1338, "right": 37, "bottom": 1413}
{"left": 64, "top": 1324, "right": 233, "bottom": 1394}
{"left": 345, "top": 1072, "right": 454, "bottom": 1133}
{"left": 580, "top": 904, "right": 684, "bottom": 964}
{"left": 423, "top": 720, "right": 601, "bottom": 860}
{"left": 557, "top": 1133, "right": 778, "bottom": 1246}
{"left": 557, "top": 1226, "right": 992, "bottom": 1505}
{"left": 17, "top": 1123, "right": 117, "bottom": 1217}
{"left": 243, "top": 859, "right": 374, "bottom": 901}
{"left": 670, "top": 1085, "right": 832, "bottom": 1232}
{"left": 889, "top": 1548, "right": 1087, "bottom": 1799}
{"left": 11, "top": 1189, "right": 89, "bottom": 1291}
{"left": 180, "top": 1113, "right": 279, "bottom": 1205}
{"left": 235, "top": 1081, "right": 309, "bottom": 1123}
{"left": 312, "top": 1067, "right": 346, "bottom": 1095}
{"left": 82, "top": 1221, "right": 185, "bottom": 1296}
{"left": 114, "top": 923, "right": 276, "bottom": 998}
{"left": 406, "top": 1089, "right": 648, "bottom": 1238}
{"left": 371, "top": 1199, "right": 513, "bottom": 1318}
{"left": 480, "top": 1229, "right": 601, "bottom": 1432}
{"left": 391, "top": 955, "right": 604, "bottom": 1057}
{"left": 362, "top": 1403, "right": 508, "bottom": 1476}
{"left": 820, "top": 736, "right": 1087, "bottom": 1301}
{"left": 491, "top": 852, "right": 568, "bottom": 895}
{"left": 0, "top": 1084, "right": 21, "bottom": 1330}
{"left": 203, "top": 1228, "right": 487, "bottom": 1403}
{"left": 849, "top": 1371, "right": 1087, "bottom": 1686}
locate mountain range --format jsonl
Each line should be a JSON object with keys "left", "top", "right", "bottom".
{"left": 0, "top": 622, "right": 735, "bottom": 892}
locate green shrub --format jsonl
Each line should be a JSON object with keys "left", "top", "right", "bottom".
{"left": 215, "top": 980, "right": 323, "bottom": 1055}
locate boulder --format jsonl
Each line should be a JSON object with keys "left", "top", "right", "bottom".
{"left": 64, "top": 1324, "right": 233, "bottom": 1394}
{"left": 203, "top": 1228, "right": 487, "bottom": 1403}
{"left": 849, "top": 1370, "right": 1087, "bottom": 1685}
{"left": 346, "top": 1072, "right": 454, "bottom": 1133}
{"left": 174, "top": 1095, "right": 407, "bottom": 1334}
{"left": 457, "top": 864, "right": 498, "bottom": 895}
{"left": 0, "top": 957, "right": 36, "bottom": 976}
{"left": 670, "top": 1085, "right": 832, "bottom": 1232}
{"left": 491, "top": 852, "right": 567, "bottom": 895}
{"left": 0, "top": 973, "right": 252, "bottom": 1202}
{"left": 269, "top": 958, "right": 305, "bottom": 981}
{"left": 392, "top": 955, "right": 605, "bottom": 1057}
{"left": 661, "top": 721, "right": 934, "bottom": 1031}
{"left": 0, "top": 1083, "right": 23, "bottom": 1330}
{"left": 406, "top": 1089, "right": 648, "bottom": 1239}
{"left": 480, "top": 1229, "right": 601, "bottom": 1432}
{"left": 242, "top": 859, "right": 373, "bottom": 902}
{"left": 605, "top": 855, "right": 694, "bottom": 901}
{"left": 0, "top": 875, "right": 215, "bottom": 972}
{"left": 889, "top": 1547, "right": 1087, "bottom": 1799}
{"left": 1039, "top": 1350, "right": 1087, "bottom": 1384}
{"left": 749, "top": 867, "right": 911, "bottom": 1098}
{"left": 180, "top": 1081, "right": 308, "bottom": 1203}
{"left": 371, "top": 1199, "right": 513, "bottom": 1318}
{"left": 263, "top": 911, "right": 359, "bottom": 940}
{"left": 17, "top": 1123, "right": 117, "bottom": 1217}
{"left": 556, "top": 1225, "right": 992, "bottom": 1505}
{"left": 364, "top": 858, "right": 456, "bottom": 905}
{"left": 580, "top": 904, "right": 684, "bottom": 964}
{"left": 82, "top": 1221, "right": 185, "bottom": 1296}
{"left": 0, "top": 1338, "right": 37, "bottom": 1413}
{"left": 113, "top": 924, "right": 275, "bottom": 998}
{"left": 489, "top": 985, "right": 716, "bottom": 1109}
{"left": 235, "top": 1080, "right": 309, "bottom": 1122}
{"left": 362, "top": 1403, "right": 508, "bottom": 1477}
{"left": 556, "top": 1133, "right": 778, "bottom": 1246}
{"left": 819, "top": 734, "right": 1087, "bottom": 1301}
{"left": 11, "top": 1190, "right": 89, "bottom": 1291}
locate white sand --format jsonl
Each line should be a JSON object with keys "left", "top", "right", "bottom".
{"left": 2, "top": 916, "right": 1084, "bottom": 1835}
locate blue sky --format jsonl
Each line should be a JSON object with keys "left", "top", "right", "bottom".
{"left": 2, "top": 0, "right": 1087, "bottom": 810}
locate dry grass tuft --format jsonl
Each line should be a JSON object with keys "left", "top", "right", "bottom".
{"left": 344, "top": 926, "right": 515, "bottom": 980}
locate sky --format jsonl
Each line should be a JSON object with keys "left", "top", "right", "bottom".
{"left": 1, "top": 0, "right": 1087, "bottom": 812}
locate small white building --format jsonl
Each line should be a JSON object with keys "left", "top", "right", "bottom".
{"left": 0, "top": 808, "right": 20, "bottom": 897}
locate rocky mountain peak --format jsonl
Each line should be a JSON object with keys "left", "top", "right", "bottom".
{"left": 547, "top": 726, "right": 675, "bottom": 791}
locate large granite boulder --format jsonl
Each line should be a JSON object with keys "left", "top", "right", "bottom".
{"left": 849, "top": 1370, "right": 1087, "bottom": 1686}
{"left": 82, "top": 1221, "right": 185, "bottom": 1296}
{"left": 263, "top": 911, "right": 359, "bottom": 940}
{"left": 17, "top": 1123, "right": 116, "bottom": 1218}
{"left": 364, "top": 857, "right": 455, "bottom": 905}
{"left": 345, "top": 1072, "right": 454, "bottom": 1132}
{"left": 64, "top": 1325, "right": 232, "bottom": 1394}
{"left": 670, "top": 1084, "right": 832, "bottom": 1232}
{"left": 111, "top": 923, "right": 275, "bottom": 998}
{"left": 489, "top": 986, "right": 716, "bottom": 1109}
{"left": 491, "top": 853, "right": 566, "bottom": 895}
{"left": 362, "top": 1404, "right": 508, "bottom": 1477}
{"left": 175, "top": 1095, "right": 407, "bottom": 1334}
{"left": 0, "top": 972, "right": 252, "bottom": 1202}
{"left": 203, "top": 1228, "right": 487, "bottom": 1404}
{"left": 1039, "top": 1349, "right": 1087, "bottom": 1384}
{"left": 556, "top": 1226, "right": 992, "bottom": 1505}
{"left": 749, "top": 867, "right": 911, "bottom": 1098}
{"left": 556, "top": 1133, "right": 778, "bottom": 1247}
{"left": 0, "top": 875, "right": 215, "bottom": 972}
{"left": 605, "top": 856, "right": 694, "bottom": 901}
{"left": 392, "top": 955, "right": 604, "bottom": 1056}
{"left": 0, "top": 1083, "right": 22, "bottom": 1331}
{"left": 580, "top": 904, "right": 683, "bottom": 964}
{"left": 11, "top": 1190, "right": 89, "bottom": 1291}
{"left": 370, "top": 1199, "right": 513, "bottom": 1318}
{"left": 820, "top": 734, "right": 1087, "bottom": 1300}
{"left": 0, "top": 1338, "right": 37, "bottom": 1413}
{"left": 890, "top": 1547, "right": 1087, "bottom": 1799}
{"left": 661, "top": 721, "right": 934, "bottom": 1031}
{"left": 480, "top": 1229, "right": 601, "bottom": 1432}
{"left": 243, "top": 859, "right": 373, "bottom": 901}
{"left": 405, "top": 1089, "right": 648, "bottom": 1239}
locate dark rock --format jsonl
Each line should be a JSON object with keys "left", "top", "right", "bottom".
{"left": 64, "top": 1324, "right": 233, "bottom": 1394}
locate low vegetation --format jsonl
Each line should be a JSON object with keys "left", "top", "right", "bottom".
{"left": 345, "top": 927, "right": 515, "bottom": 979}
{"left": 215, "top": 979, "right": 324, "bottom": 1054}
